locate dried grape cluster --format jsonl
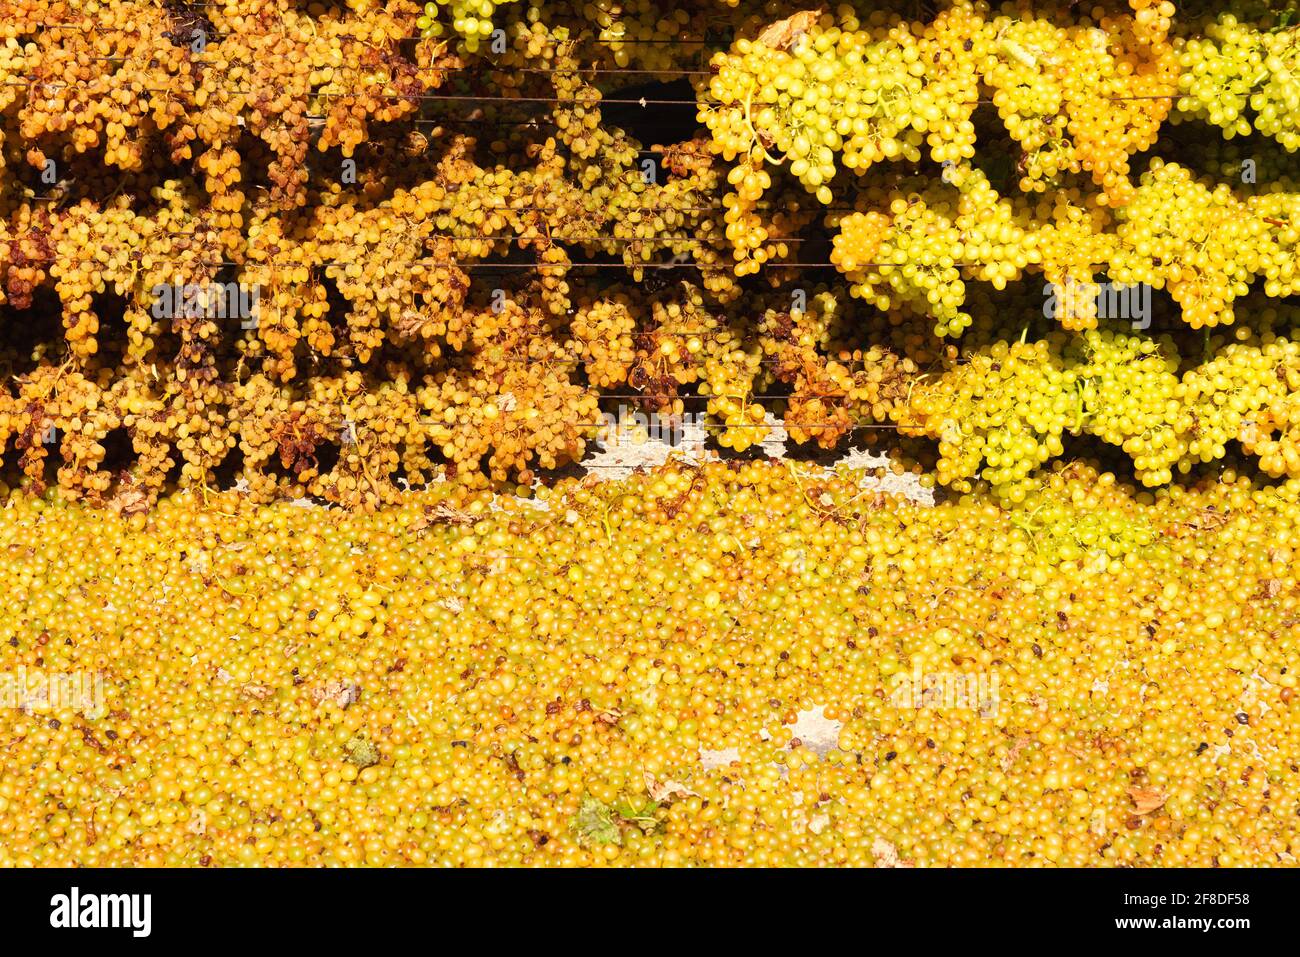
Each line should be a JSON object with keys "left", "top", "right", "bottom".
{"left": 0, "top": 3, "right": 751, "bottom": 506}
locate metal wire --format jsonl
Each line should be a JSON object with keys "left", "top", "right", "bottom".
{"left": 0, "top": 77, "right": 1185, "bottom": 107}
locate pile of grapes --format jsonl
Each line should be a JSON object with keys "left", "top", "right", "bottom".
{"left": 0, "top": 0, "right": 1295, "bottom": 506}
{"left": 1, "top": 459, "right": 1298, "bottom": 866}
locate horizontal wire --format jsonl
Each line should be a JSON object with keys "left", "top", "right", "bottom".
{"left": 320, "top": 419, "right": 909, "bottom": 431}
{"left": 16, "top": 386, "right": 921, "bottom": 430}
{"left": 48, "top": 57, "right": 718, "bottom": 75}
{"left": 340, "top": 234, "right": 813, "bottom": 244}
{"left": 26, "top": 318, "right": 923, "bottom": 340}
{"left": 347, "top": 419, "right": 891, "bottom": 438}
{"left": 2, "top": 22, "right": 737, "bottom": 44}
{"left": 0, "top": 80, "right": 710, "bottom": 106}
{"left": 8, "top": 198, "right": 1004, "bottom": 218}
{"left": 421, "top": 234, "right": 810, "bottom": 243}
{"left": 0, "top": 76, "right": 1186, "bottom": 107}
{"left": 139, "top": 260, "right": 857, "bottom": 269}
{"left": 551, "top": 393, "right": 907, "bottom": 400}
{"left": 0, "top": 251, "right": 1026, "bottom": 270}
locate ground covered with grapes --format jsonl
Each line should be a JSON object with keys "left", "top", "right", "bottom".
{"left": 1, "top": 461, "right": 1298, "bottom": 866}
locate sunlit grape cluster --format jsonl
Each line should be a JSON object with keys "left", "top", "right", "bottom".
{"left": 700, "top": 4, "right": 1297, "bottom": 344}
{"left": 899, "top": 312, "right": 1300, "bottom": 499}
{"left": 1178, "top": 15, "right": 1300, "bottom": 151}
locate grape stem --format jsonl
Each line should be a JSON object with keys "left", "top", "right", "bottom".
{"left": 743, "top": 89, "right": 785, "bottom": 166}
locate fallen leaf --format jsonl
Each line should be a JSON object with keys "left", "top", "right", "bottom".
{"left": 1001, "top": 735, "right": 1031, "bottom": 772}
{"left": 644, "top": 771, "right": 698, "bottom": 803}
{"left": 107, "top": 484, "right": 150, "bottom": 517}
{"left": 311, "top": 680, "right": 362, "bottom": 709}
{"left": 1128, "top": 786, "right": 1167, "bottom": 815}
{"left": 413, "top": 503, "right": 476, "bottom": 531}
{"left": 756, "top": 9, "right": 824, "bottom": 49}
{"left": 571, "top": 794, "right": 621, "bottom": 847}
{"left": 343, "top": 734, "right": 380, "bottom": 768}
{"left": 871, "top": 837, "right": 909, "bottom": 867}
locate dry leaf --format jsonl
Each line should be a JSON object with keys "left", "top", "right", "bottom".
{"left": 394, "top": 309, "right": 430, "bottom": 339}
{"left": 413, "top": 503, "right": 476, "bottom": 531}
{"left": 1001, "top": 735, "right": 1031, "bottom": 773}
{"left": 1128, "top": 786, "right": 1167, "bottom": 815}
{"left": 401, "top": 130, "right": 429, "bottom": 157}
{"left": 755, "top": 9, "right": 823, "bottom": 49}
{"left": 594, "top": 707, "right": 623, "bottom": 725}
{"left": 644, "top": 771, "right": 698, "bottom": 803}
{"left": 108, "top": 484, "right": 150, "bottom": 517}
{"left": 311, "top": 680, "right": 362, "bottom": 709}
{"left": 241, "top": 682, "right": 272, "bottom": 700}
{"left": 808, "top": 811, "right": 830, "bottom": 835}
{"left": 871, "top": 837, "right": 909, "bottom": 867}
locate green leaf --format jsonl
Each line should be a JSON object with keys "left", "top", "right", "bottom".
{"left": 571, "top": 794, "right": 621, "bottom": 847}
{"left": 342, "top": 734, "right": 380, "bottom": 769}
